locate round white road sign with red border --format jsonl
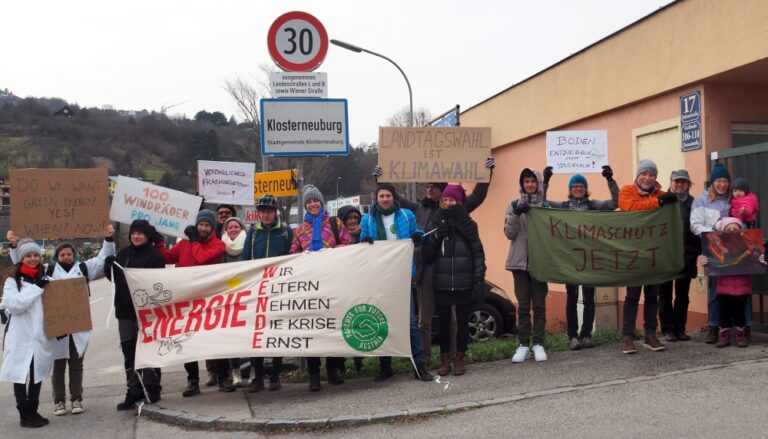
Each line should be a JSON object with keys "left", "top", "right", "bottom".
{"left": 267, "top": 11, "right": 329, "bottom": 72}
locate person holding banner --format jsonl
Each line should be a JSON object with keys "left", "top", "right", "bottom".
{"left": 422, "top": 184, "right": 486, "bottom": 376}
{"left": 544, "top": 165, "right": 618, "bottom": 350}
{"left": 657, "top": 170, "right": 701, "bottom": 342}
{"left": 241, "top": 194, "right": 293, "bottom": 393}
{"left": 290, "top": 185, "right": 352, "bottom": 391}
{"left": 220, "top": 216, "right": 251, "bottom": 387}
{"left": 618, "top": 159, "right": 678, "bottom": 354}
{"left": 104, "top": 220, "right": 165, "bottom": 411}
{"left": 505, "top": 168, "right": 550, "bottom": 363}
{"left": 155, "top": 209, "right": 233, "bottom": 396}
{"left": 374, "top": 157, "right": 495, "bottom": 369}
{"left": 359, "top": 183, "right": 433, "bottom": 383}
{"left": 1, "top": 238, "right": 55, "bottom": 428}
{"left": 8, "top": 226, "right": 116, "bottom": 416}
{"left": 690, "top": 163, "right": 734, "bottom": 344}
{"left": 214, "top": 204, "right": 237, "bottom": 239}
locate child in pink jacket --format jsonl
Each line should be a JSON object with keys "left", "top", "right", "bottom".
{"left": 730, "top": 178, "right": 759, "bottom": 229}
{"left": 702, "top": 217, "right": 766, "bottom": 348}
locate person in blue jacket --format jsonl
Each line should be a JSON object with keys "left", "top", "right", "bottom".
{"left": 360, "top": 183, "right": 433, "bottom": 383}
{"left": 241, "top": 194, "right": 293, "bottom": 393}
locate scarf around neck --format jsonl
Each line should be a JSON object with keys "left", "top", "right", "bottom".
{"left": 20, "top": 264, "right": 41, "bottom": 279}
{"left": 305, "top": 208, "right": 327, "bottom": 251}
{"left": 373, "top": 202, "right": 400, "bottom": 240}
{"left": 222, "top": 229, "right": 247, "bottom": 256}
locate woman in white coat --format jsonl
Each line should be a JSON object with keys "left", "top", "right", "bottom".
{"left": 1, "top": 239, "right": 55, "bottom": 428}
{"left": 8, "top": 226, "right": 115, "bottom": 416}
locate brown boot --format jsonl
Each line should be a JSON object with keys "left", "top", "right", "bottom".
{"left": 643, "top": 333, "right": 666, "bottom": 352}
{"left": 437, "top": 353, "right": 451, "bottom": 376}
{"left": 453, "top": 352, "right": 466, "bottom": 376}
{"left": 621, "top": 335, "right": 637, "bottom": 354}
{"left": 704, "top": 326, "right": 719, "bottom": 344}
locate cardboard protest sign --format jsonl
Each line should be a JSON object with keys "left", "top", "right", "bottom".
{"left": 197, "top": 160, "right": 255, "bottom": 206}
{"left": 546, "top": 130, "right": 608, "bottom": 173}
{"left": 378, "top": 127, "right": 492, "bottom": 183}
{"left": 526, "top": 205, "right": 683, "bottom": 287}
{"left": 10, "top": 168, "right": 110, "bottom": 239}
{"left": 254, "top": 169, "right": 297, "bottom": 198}
{"left": 43, "top": 277, "right": 92, "bottom": 338}
{"left": 125, "top": 240, "right": 413, "bottom": 369}
{"left": 110, "top": 176, "right": 202, "bottom": 238}
{"left": 702, "top": 229, "right": 766, "bottom": 276}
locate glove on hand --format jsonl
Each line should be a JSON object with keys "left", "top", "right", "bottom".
{"left": 411, "top": 232, "right": 424, "bottom": 244}
{"left": 362, "top": 236, "right": 375, "bottom": 244}
{"left": 543, "top": 166, "right": 554, "bottom": 185}
{"left": 657, "top": 192, "right": 678, "bottom": 206}
{"left": 601, "top": 165, "right": 614, "bottom": 182}
{"left": 34, "top": 271, "right": 49, "bottom": 289}
{"left": 372, "top": 165, "right": 383, "bottom": 178}
{"left": 184, "top": 225, "right": 199, "bottom": 242}
{"left": 485, "top": 156, "right": 495, "bottom": 170}
{"left": 513, "top": 202, "right": 530, "bottom": 216}
{"left": 436, "top": 221, "right": 451, "bottom": 239}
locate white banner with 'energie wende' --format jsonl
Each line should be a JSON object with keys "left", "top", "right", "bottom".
{"left": 125, "top": 241, "right": 413, "bottom": 369}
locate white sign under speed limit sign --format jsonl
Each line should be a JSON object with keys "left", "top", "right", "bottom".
{"left": 267, "top": 11, "right": 329, "bottom": 72}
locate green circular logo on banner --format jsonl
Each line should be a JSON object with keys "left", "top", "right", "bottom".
{"left": 342, "top": 304, "right": 389, "bottom": 352}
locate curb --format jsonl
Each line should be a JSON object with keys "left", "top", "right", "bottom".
{"left": 141, "top": 356, "right": 768, "bottom": 432}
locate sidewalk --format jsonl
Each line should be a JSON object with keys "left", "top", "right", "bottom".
{"left": 143, "top": 332, "right": 768, "bottom": 432}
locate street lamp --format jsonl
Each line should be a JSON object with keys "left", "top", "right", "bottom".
{"left": 330, "top": 39, "right": 416, "bottom": 200}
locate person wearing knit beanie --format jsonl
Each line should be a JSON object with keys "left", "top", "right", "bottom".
{"left": 708, "top": 163, "right": 731, "bottom": 185}
{"left": 302, "top": 185, "right": 324, "bottom": 207}
{"left": 731, "top": 177, "right": 750, "bottom": 194}
{"left": 636, "top": 159, "right": 658, "bottom": 178}
{"left": 16, "top": 238, "right": 43, "bottom": 260}
{"left": 568, "top": 174, "right": 588, "bottom": 190}
{"left": 715, "top": 216, "right": 743, "bottom": 232}
{"left": 196, "top": 209, "right": 217, "bottom": 228}
{"left": 441, "top": 184, "right": 467, "bottom": 203}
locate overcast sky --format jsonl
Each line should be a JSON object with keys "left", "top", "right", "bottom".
{"left": 2, "top": 0, "right": 673, "bottom": 147}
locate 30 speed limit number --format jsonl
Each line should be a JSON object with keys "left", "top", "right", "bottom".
{"left": 267, "top": 11, "right": 329, "bottom": 72}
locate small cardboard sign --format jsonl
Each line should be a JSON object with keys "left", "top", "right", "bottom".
{"left": 43, "top": 277, "right": 92, "bottom": 339}
{"left": 10, "top": 168, "right": 110, "bottom": 239}
{"left": 377, "top": 127, "right": 492, "bottom": 183}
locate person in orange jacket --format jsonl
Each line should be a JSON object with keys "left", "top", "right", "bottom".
{"left": 617, "top": 159, "right": 678, "bottom": 355}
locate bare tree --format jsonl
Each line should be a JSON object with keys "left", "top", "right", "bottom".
{"left": 385, "top": 106, "right": 433, "bottom": 127}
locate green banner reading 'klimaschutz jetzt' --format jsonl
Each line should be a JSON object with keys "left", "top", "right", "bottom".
{"left": 526, "top": 205, "right": 683, "bottom": 287}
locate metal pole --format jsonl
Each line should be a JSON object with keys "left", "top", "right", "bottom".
{"left": 297, "top": 159, "right": 304, "bottom": 222}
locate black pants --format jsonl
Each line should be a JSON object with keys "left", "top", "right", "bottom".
{"left": 251, "top": 357, "right": 282, "bottom": 380}
{"left": 565, "top": 284, "right": 595, "bottom": 339}
{"left": 306, "top": 357, "right": 345, "bottom": 375}
{"left": 658, "top": 277, "right": 692, "bottom": 333}
{"left": 438, "top": 303, "right": 469, "bottom": 353}
{"left": 118, "top": 319, "right": 161, "bottom": 397}
{"left": 622, "top": 284, "right": 659, "bottom": 336}
{"left": 719, "top": 295, "right": 748, "bottom": 328}
{"left": 185, "top": 360, "right": 229, "bottom": 384}
{"left": 14, "top": 361, "right": 42, "bottom": 407}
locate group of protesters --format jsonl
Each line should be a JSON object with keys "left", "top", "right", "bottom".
{"left": 0, "top": 155, "right": 764, "bottom": 428}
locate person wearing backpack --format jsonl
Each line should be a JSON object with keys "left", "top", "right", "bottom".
{"left": 290, "top": 185, "right": 352, "bottom": 391}
{"left": 8, "top": 226, "right": 116, "bottom": 416}
{"left": 1, "top": 238, "right": 55, "bottom": 428}
{"left": 241, "top": 194, "right": 293, "bottom": 393}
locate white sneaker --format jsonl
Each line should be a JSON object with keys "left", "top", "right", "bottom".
{"left": 53, "top": 401, "right": 66, "bottom": 416}
{"left": 532, "top": 344, "right": 548, "bottom": 362}
{"left": 71, "top": 399, "right": 84, "bottom": 414}
{"left": 511, "top": 346, "right": 530, "bottom": 363}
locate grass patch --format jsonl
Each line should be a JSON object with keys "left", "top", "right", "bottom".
{"left": 285, "top": 329, "right": 623, "bottom": 383}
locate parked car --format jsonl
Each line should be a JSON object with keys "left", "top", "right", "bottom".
{"left": 431, "top": 280, "right": 517, "bottom": 343}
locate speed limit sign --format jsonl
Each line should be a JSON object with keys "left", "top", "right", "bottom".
{"left": 267, "top": 11, "right": 329, "bottom": 72}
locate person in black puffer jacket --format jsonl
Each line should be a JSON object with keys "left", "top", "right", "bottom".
{"left": 422, "top": 185, "right": 486, "bottom": 377}
{"left": 104, "top": 220, "right": 165, "bottom": 411}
